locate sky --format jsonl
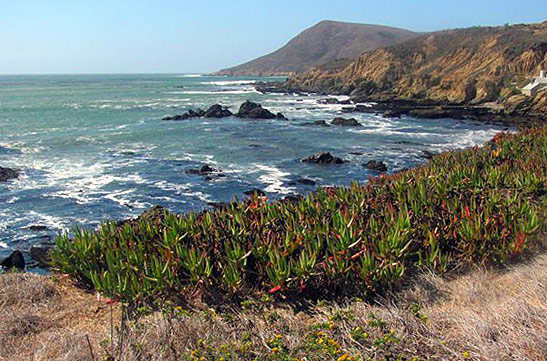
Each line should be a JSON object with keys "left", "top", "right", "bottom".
{"left": 0, "top": 0, "right": 546, "bottom": 74}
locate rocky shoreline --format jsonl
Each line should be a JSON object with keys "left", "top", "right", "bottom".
{"left": 257, "top": 81, "right": 546, "bottom": 127}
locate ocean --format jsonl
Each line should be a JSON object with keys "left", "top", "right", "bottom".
{"left": 0, "top": 73, "right": 506, "bottom": 265}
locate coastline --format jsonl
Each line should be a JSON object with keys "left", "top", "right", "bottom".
{"left": 2, "top": 117, "right": 546, "bottom": 361}
{"left": 256, "top": 81, "right": 547, "bottom": 127}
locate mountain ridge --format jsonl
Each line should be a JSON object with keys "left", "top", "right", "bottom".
{"left": 216, "top": 20, "right": 418, "bottom": 76}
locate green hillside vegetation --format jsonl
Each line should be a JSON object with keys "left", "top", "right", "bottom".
{"left": 52, "top": 126, "right": 547, "bottom": 305}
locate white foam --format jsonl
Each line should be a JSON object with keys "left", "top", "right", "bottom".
{"left": 201, "top": 80, "right": 257, "bottom": 86}
{"left": 28, "top": 211, "right": 68, "bottom": 230}
{"left": 179, "top": 74, "right": 203, "bottom": 78}
{"left": 179, "top": 90, "right": 259, "bottom": 95}
{"left": 0, "top": 241, "right": 7, "bottom": 248}
{"left": 255, "top": 164, "right": 292, "bottom": 194}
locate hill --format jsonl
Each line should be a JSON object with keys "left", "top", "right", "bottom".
{"left": 216, "top": 20, "right": 418, "bottom": 76}
{"left": 279, "top": 22, "right": 547, "bottom": 113}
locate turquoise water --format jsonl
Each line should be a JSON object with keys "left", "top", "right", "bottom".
{"left": 0, "top": 74, "right": 506, "bottom": 264}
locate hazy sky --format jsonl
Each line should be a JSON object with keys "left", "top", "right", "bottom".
{"left": 1, "top": 0, "right": 545, "bottom": 74}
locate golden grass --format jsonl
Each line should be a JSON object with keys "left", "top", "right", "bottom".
{"left": 1, "top": 240, "right": 546, "bottom": 360}
{"left": 0, "top": 274, "right": 117, "bottom": 361}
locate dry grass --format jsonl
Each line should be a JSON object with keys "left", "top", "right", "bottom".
{"left": 0, "top": 274, "right": 117, "bottom": 361}
{"left": 1, "top": 245, "right": 546, "bottom": 361}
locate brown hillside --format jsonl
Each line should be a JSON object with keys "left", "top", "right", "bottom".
{"left": 285, "top": 22, "right": 547, "bottom": 106}
{"left": 216, "top": 20, "right": 418, "bottom": 76}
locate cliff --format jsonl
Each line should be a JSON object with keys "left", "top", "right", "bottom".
{"left": 216, "top": 20, "right": 418, "bottom": 76}
{"left": 281, "top": 22, "right": 547, "bottom": 113}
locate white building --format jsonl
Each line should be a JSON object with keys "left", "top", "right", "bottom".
{"left": 522, "top": 70, "right": 547, "bottom": 96}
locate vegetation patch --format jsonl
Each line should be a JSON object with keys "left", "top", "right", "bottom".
{"left": 52, "top": 126, "right": 547, "bottom": 305}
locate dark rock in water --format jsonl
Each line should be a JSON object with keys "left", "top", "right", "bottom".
{"left": 1, "top": 250, "right": 25, "bottom": 271}
{"left": 186, "top": 165, "right": 220, "bottom": 175}
{"left": 236, "top": 100, "right": 283, "bottom": 120}
{"left": 207, "top": 201, "right": 232, "bottom": 210}
{"left": 363, "top": 160, "right": 388, "bottom": 172}
{"left": 349, "top": 151, "right": 364, "bottom": 155}
{"left": 0, "top": 166, "right": 19, "bottom": 182}
{"left": 28, "top": 225, "right": 48, "bottom": 232}
{"left": 308, "top": 120, "right": 330, "bottom": 127}
{"left": 163, "top": 108, "right": 205, "bottom": 121}
{"left": 244, "top": 188, "right": 266, "bottom": 197}
{"left": 282, "top": 194, "right": 304, "bottom": 203}
{"left": 383, "top": 109, "right": 403, "bottom": 118}
{"left": 301, "top": 152, "right": 345, "bottom": 164}
{"left": 408, "top": 107, "right": 451, "bottom": 119}
{"left": 288, "top": 178, "right": 316, "bottom": 186}
{"left": 28, "top": 245, "right": 52, "bottom": 268}
{"left": 318, "top": 98, "right": 341, "bottom": 105}
{"left": 331, "top": 117, "right": 361, "bottom": 126}
{"left": 203, "top": 104, "right": 233, "bottom": 118}
{"left": 137, "top": 205, "right": 171, "bottom": 223}
{"left": 276, "top": 112, "right": 288, "bottom": 120}
{"left": 420, "top": 150, "right": 436, "bottom": 160}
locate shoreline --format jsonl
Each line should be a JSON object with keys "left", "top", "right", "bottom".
{"left": 255, "top": 82, "right": 547, "bottom": 127}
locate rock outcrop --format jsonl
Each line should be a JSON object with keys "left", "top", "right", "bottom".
{"left": 301, "top": 152, "right": 345, "bottom": 164}
{"left": 331, "top": 117, "right": 361, "bottom": 126}
{"left": 236, "top": 101, "right": 287, "bottom": 120}
{"left": 163, "top": 104, "right": 232, "bottom": 121}
{"left": 203, "top": 104, "right": 233, "bottom": 118}
{"left": 363, "top": 160, "right": 388, "bottom": 172}
{"left": 0, "top": 166, "right": 19, "bottom": 182}
{"left": 1, "top": 250, "right": 25, "bottom": 271}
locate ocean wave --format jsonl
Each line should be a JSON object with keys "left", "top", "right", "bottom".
{"left": 27, "top": 210, "right": 69, "bottom": 231}
{"left": 255, "top": 164, "right": 292, "bottom": 194}
{"left": 179, "top": 74, "right": 203, "bottom": 78}
{"left": 178, "top": 89, "right": 259, "bottom": 95}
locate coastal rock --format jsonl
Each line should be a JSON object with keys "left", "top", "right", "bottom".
{"left": 318, "top": 98, "right": 341, "bottom": 105}
{"left": 186, "top": 165, "right": 220, "bottom": 175}
{"left": 317, "top": 98, "right": 352, "bottom": 105}
{"left": 363, "top": 160, "right": 388, "bottom": 172}
{"left": 288, "top": 178, "right": 316, "bottom": 186}
{"left": 281, "top": 194, "right": 304, "bottom": 203}
{"left": 203, "top": 104, "right": 233, "bottom": 118}
{"left": 383, "top": 109, "right": 403, "bottom": 118}
{"left": 244, "top": 188, "right": 266, "bottom": 197}
{"left": 1, "top": 250, "right": 25, "bottom": 271}
{"left": 207, "top": 201, "right": 234, "bottom": 210}
{"left": 137, "top": 205, "right": 172, "bottom": 223}
{"left": 0, "top": 166, "right": 19, "bottom": 182}
{"left": 314, "top": 120, "right": 330, "bottom": 127}
{"left": 28, "top": 245, "right": 52, "bottom": 268}
{"left": 236, "top": 100, "right": 286, "bottom": 120}
{"left": 28, "top": 225, "right": 48, "bottom": 232}
{"left": 408, "top": 107, "right": 451, "bottom": 119}
{"left": 301, "top": 152, "right": 345, "bottom": 164}
{"left": 421, "top": 150, "right": 437, "bottom": 160}
{"left": 331, "top": 117, "right": 361, "bottom": 126}
{"left": 303, "top": 120, "right": 330, "bottom": 127}
{"left": 163, "top": 109, "right": 205, "bottom": 121}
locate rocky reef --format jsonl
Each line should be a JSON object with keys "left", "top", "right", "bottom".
{"left": 163, "top": 101, "right": 287, "bottom": 121}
